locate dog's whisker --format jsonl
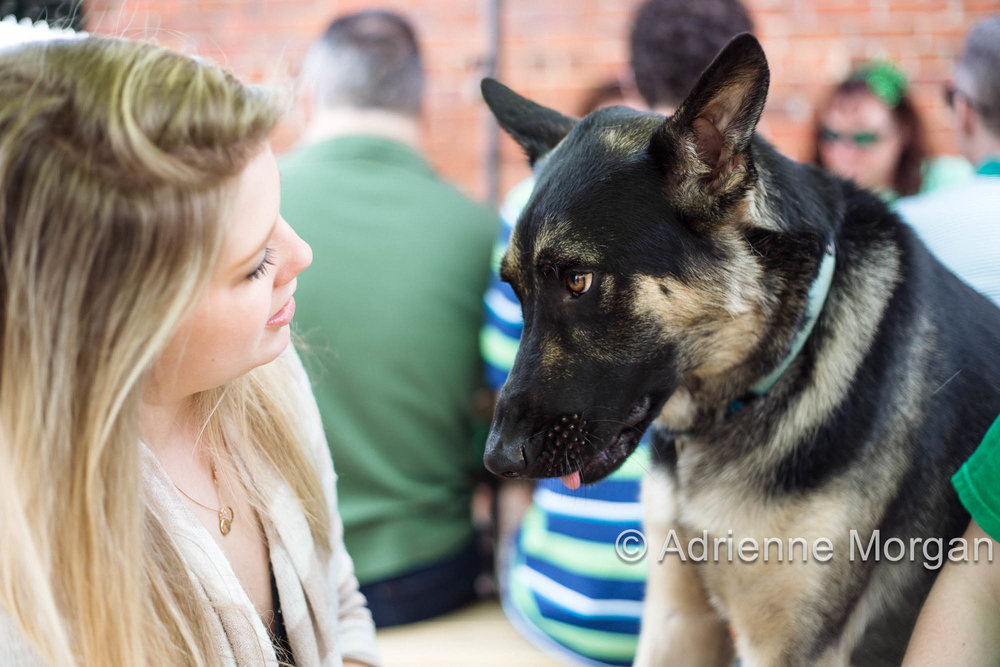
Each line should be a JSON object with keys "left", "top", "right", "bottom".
{"left": 526, "top": 427, "right": 548, "bottom": 443}
{"left": 930, "top": 369, "right": 962, "bottom": 395}
{"left": 584, "top": 418, "right": 632, "bottom": 427}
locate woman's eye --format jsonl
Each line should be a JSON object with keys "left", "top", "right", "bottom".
{"left": 247, "top": 248, "right": 275, "bottom": 280}
{"left": 565, "top": 272, "right": 593, "bottom": 296}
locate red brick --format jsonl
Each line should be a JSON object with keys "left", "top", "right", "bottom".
{"left": 81, "top": 0, "right": 988, "bottom": 202}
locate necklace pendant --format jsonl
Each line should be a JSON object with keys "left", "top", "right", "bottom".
{"left": 219, "top": 506, "right": 234, "bottom": 536}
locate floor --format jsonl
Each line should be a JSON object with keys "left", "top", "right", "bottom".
{"left": 374, "top": 599, "right": 566, "bottom": 666}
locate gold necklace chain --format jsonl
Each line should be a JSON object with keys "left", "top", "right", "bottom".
{"left": 173, "top": 462, "right": 235, "bottom": 536}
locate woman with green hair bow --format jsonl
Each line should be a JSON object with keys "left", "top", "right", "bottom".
{"left": 812, "top": 59, "right": 972, "bottom": 202}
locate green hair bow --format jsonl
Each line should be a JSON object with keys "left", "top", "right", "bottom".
{"left": 850, "top": 60, "right": 909, "bottom": 109}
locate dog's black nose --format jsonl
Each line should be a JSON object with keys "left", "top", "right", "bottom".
{"left": 484, "top": 442, "right": 527, "bottom": 478}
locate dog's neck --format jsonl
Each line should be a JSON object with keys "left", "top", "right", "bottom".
{"left": 659, "top": 242, "right": 837, "bottom": 440}
{"left": 302, "top": 108, "right": 422, "bottom": 152}
{"left": 746, "top": 242, "right": 836, "bottom": 396}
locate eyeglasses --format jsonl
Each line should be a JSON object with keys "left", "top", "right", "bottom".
{"left": 944, "top": 84, "right": 965, "bottom": 109}
{"left": 819, "top": 127, "right": 882, "bottom": 148}
{"left": 944, "top": 84, "right": 993, "bottom": 117}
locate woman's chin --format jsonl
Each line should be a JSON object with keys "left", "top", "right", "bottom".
{"left": 259, "top": 326, "right": 292, "bottom": 365}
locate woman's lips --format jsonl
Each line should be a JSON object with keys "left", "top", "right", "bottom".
{"left": 266, "top": 296, "right": 295, "bottom": 327}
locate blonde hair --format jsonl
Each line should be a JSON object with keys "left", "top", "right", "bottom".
{"left": 0, "top": 37, "right": 329, "bottom": 665}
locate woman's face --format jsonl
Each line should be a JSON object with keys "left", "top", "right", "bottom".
{"left": 150, "top": 145, "right": 312, "bottom": 403}
{"left": 817, "top": 91, "right": 904, "bottom": 193}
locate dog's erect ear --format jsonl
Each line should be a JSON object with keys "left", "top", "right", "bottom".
{"left": 482, "top": 78, "right": 577, "bottom": 166}
{"left": 651, "top": 34, "right": 769, "bottom": 211}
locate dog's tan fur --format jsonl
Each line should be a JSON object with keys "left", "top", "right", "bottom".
{"left": 633, "top": 237, "right": 934, "bottom": 666}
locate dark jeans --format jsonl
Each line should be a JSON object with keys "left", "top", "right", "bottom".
{"left": 360, "top": 539, "right": 480, "bottom": 628}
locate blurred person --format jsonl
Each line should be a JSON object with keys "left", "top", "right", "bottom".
{"left": 482, "top": 1, "right": 754, "bottom": 664}
{"left": 574, "top": 78, "right": 642, "bottom": 117}
{"left": 812, "top": 60, "right": 972, "bottom": 203}
{"left": 896, "top": 14, "right": 1000, "bottom": 306}
{"left": 0, "top": 35, "right": 378, "bottom": 667}
{"left": 902, "top": 415, "right": 1000, "bottom": 665}
{"left": 280, "top": 10, "right": 498, "bottom": 628}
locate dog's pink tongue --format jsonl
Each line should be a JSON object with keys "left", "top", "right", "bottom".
{"left": 560, "top": 471, "right": 582, "bottom": 490}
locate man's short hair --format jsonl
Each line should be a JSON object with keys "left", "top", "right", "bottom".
{"left": 957, "top": 14, "right": 1000, "bottom": 136}
{"left": 301, "top": 10, "right": 423, "bottom": 116}
{"left": 629, "top": 0, "right": 754, "bottom": 109}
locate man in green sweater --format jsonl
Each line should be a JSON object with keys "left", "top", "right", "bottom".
{"left": 280, "top": 10, "right": 498, "bottom": 627}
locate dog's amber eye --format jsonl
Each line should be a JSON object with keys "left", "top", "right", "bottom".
{"left": 566, "top": 272, "right": 593, "bottom": 296}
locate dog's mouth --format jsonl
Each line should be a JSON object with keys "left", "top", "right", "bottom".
{"left": 547, "top": 394, "right": 654, "bottom": 489}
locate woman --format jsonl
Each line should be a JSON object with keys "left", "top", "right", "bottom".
{"left": 0, "top": 36, "right": 379, "bottom": 666}
{"left": 812, "top": 60, "right": 971, "bottom": 203}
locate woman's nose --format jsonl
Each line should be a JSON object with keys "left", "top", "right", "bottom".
{"left": 275, "top": 219, "right": 312, "bottom": 285}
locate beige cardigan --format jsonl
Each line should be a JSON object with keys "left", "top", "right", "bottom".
{"left": 1, "top": 348, "right": 381, "bottom": 666}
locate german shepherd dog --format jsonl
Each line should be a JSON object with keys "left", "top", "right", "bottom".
{"left": 481, "top": 34, "right": 1000, "bottom": 665}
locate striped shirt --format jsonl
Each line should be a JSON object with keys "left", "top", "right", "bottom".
{"left": 482, "top": 177, "right": 649, "bottom": 666}
{"left": 501, "top": 453, "right": 650, "bottom": 666}
{"left": 895, "top": 159, "right": 1000, "bottom": 307}
{"left": 482, "top": 177, "right": 534, "bottom": 390}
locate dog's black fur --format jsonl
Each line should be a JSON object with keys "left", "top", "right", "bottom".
{"left": 482, "top": 34, "right": 1000, "bottom": 665}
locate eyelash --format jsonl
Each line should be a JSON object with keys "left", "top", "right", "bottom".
{"left": 247, "top": 248, "right": 275, "bottom": 280}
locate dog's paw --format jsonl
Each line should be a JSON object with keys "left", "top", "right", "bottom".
{"left": 633, "top": 611, "right": 735, "bottom": 667}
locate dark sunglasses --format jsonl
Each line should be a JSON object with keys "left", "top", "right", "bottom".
{"left": 944, "top": 84, "right": 964, "bottom": 109}
{"left": 944, "top": 84, "right": 992, "bottom": 117}
{"left": 819, "top": 127, "right": 882, "bottom": 147}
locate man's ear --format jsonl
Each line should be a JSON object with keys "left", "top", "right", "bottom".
{"left": 649, "top": 34, "right": 770, "bottom": 212}
{"left": 298, "top": 84, "right": 316, "bottom": 126}
{"left": 482, "top": 78, "right": 577, "bottom": 166}
{"left": 956, "top": 93, "right": 977, "bottom": 141}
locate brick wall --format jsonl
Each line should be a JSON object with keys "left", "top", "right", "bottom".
{"left": 84, "top": 0, "right": 997, "bottom": 204}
